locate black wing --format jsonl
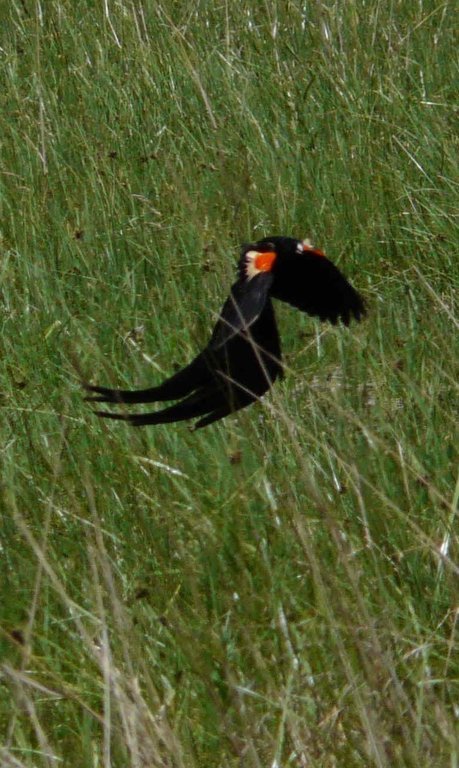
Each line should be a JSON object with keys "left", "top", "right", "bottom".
{"left": 88, "top": 298, "right": 282, "bottom": 430}
{"left": 84, "top": 273, "right": 273, "bottom": 406}
{"left": 84, "top": 276, "right": 281, "bottom": 429}
{"left": 272, "top": 251, "right": 365, "bottom": 326}
{"left": 208, "top": 272, "right": 274, "bottom": 349}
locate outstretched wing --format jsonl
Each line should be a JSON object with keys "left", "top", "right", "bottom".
{"left": 272, "top": 251, "right": 365, "bottom": 326}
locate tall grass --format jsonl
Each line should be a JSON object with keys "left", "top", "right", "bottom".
{"left": 0, "top": 1, "right": 457, "bottom": 766}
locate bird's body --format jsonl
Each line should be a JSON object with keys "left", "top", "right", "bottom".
{"left": 84, "top": 236, "right": 365, "bottom": 429}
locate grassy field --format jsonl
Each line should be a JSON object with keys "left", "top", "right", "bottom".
{"left": 1, "top": 1, "right": 458, "bottom": 766}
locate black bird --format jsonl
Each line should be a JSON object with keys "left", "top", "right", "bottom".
{"left": 84, "top": 236, "right": 365, "bottom": 429}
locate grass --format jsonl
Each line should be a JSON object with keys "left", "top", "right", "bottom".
{"left": 0, "top": 1, "right": 458, "bottom": 766}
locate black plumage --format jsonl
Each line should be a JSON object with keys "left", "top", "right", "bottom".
{"left": 84, "top": 236, "right": 365, "bottom": 429}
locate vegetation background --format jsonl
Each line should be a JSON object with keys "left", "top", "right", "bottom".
{"left": 1, "top": 1, "right": 457, "bottom": 766}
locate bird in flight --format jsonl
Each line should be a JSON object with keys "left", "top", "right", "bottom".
{"left": 84, "top": 236, "right": 365, "bottom": 429}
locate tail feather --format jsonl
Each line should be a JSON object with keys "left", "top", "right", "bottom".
{"left": 84, "top": 353, "right": 209, "bottom": 405}
{"left": 94, "top": 387, "right": 226, "bottom": 427}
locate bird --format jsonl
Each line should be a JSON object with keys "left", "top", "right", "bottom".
{"left": 84, "top": 236, "right": 365, "bottom": 429}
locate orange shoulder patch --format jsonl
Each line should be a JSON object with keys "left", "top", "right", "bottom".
{"left": 302, "top": 239, "right": 325, "bottom": 257}
{"left": 245, "top": 250, "right": 277, "bottom": 279}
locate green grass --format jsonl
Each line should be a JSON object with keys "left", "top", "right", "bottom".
{"left": 1, "top": 1, "right": 458, "bottom": 766}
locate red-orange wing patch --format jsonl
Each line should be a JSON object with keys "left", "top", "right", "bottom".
{"left": 302, "top": 239, "right": 325, "bottom": 258}
{"left": 245, "top": 250, "right": 277, "bottom": 278}
{"left": 255, "top": 251, "right": 276, "bottom": 272}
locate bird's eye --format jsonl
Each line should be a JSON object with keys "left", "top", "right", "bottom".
{"left": 296, "top": 241, "right": 304, "bottom": 254}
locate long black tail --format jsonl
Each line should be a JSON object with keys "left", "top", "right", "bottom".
{"left": 93, "top": 381, "right": 262, "bottom": 430}
{"left": 84, "top": 353, "right": 208, "bottom": 405}
{"left": 93, "top": 387, "right": 223, "bottom": 425}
